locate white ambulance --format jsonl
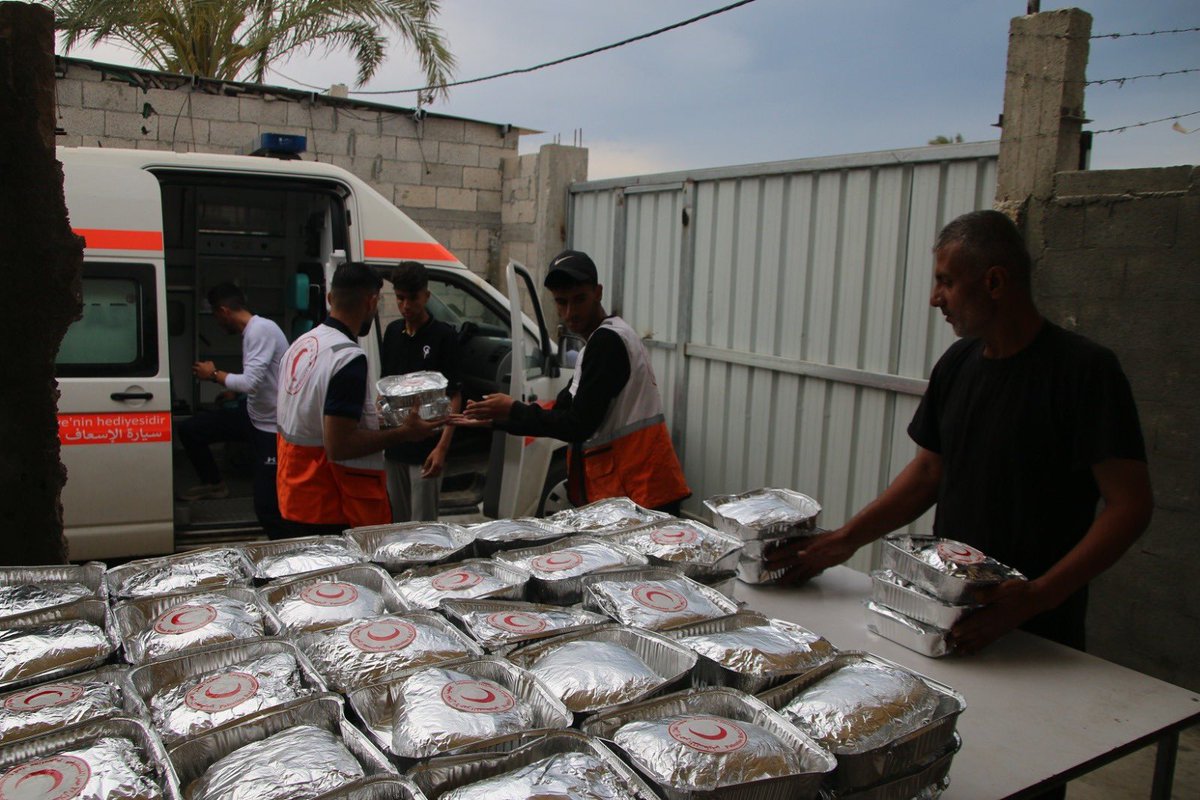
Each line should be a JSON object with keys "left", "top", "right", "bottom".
{"left": 56, "top": 146, "right": 571, "bottom": 561}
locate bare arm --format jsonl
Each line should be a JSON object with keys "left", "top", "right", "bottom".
{"left": 764, "top": 446, "right": 943, "bottom": 581}
{"left": 422, "top": 392, "right": 462, "bottom": 479}
{"left": 323, "top": 411, "right": 440, "bottom": 462}
{"left": 950, "top": 457, "right": 1153, "bottom": 653}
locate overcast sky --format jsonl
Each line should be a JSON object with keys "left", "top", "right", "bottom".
{"left": 67, "top": 0, "right": 1199, "bottom": 180}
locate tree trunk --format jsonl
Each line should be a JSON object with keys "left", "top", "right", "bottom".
{"left": 0, "top": 3, "right": 83, "bottom": 564}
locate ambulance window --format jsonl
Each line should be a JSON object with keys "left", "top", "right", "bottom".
{"left": 57, "top": 264, "right": 158, "bottom": 377}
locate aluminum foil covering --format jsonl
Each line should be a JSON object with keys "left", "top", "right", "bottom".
{"left": 376, "top": 372, "right": 450, "bottom": 427}
{"left": 188, "top": 724, "right": 364, "bottom": 800}
{"left": 828, "top": 734, "right": 959, "bottom": 800}
{"left": 390, "top": 667, "right": 539, "bottom": 759}
{"left": 864, "top": 602, "right": 952, "bottom": 659}
{"left": 0, "top": 735, "right": 164, "bottom": 800}
{"left": 0, "top": 564, "right": 107, "bottom": 621}
{"left": 346, "top": 522, "right": 474, "bottom": 572}
{"left": 0, "top": 582, "right": 92, "bottom": 619}
{"left": 497, "top": 537, "right": 647, "bottom": 604}
{"left": 438, "top": 600, "right": 608, "bottom": 652}
{"left": 107, "top": 548, "right": 253, "bottom": 601}
{"left": 298, "top": 613, "right": 480, "bottom": 692}
{"left": 441, "top": 750, "right": 640, "bottom": 800}
{"left": 468, "top": 519, "right": 565, "bottom": 555}
{"left": 528, "top": 639, "right": 664, "bottom": 711}
{"left": 735, "top": 558, "right": 791, "bottom": 586}
{"left": 314, "top": 776, "right": 425, "bottom": 800}
{"left": 0, "top": 673, "right": 125, "bottom": 746}
{"left": 705, "top": 488, "right": 822, "bottom": 540}
{"left": 247, "top": 537, "right": 365, "bottom": 582}
{"left": 607, "top": 520, "right": 744, "bottom": 576}
{"left": 548, "top": 498, "right": 671, "bottom": 533}
{"left": 880, "top": 535, "right": 1024, "bottom": 604}
{"left": 582, "top": 569, "right": 739, "bottom": 631}
{"left": 777, "top": 660, "right": 941, "bottom": 754}
{"left": 393, "top": 561, "right": 528, "bottom": 609}
{"left": 674, "top": 615, "right": 836, "bottom": 685}
{"left": 272, "top": 581, "right": 386, "bottom": 632}
{"left": 0, "top": 618, "right": 113, "bottom": 688}
{"left": 148, "top": 651, "right": 308, "bottom": 744}
{"left": 869, "top": 571, "right": 975, "bottom": 631}
{"left": 121, "top": 591, "right": 268, "bottom": 664}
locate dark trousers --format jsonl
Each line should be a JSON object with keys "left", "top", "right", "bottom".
{"left": 176, "top": 403, "right": 285, "bottom": 538}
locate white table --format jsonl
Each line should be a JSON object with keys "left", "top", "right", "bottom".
{"left": 734, "top": 567, "right": 1200, "bottom": 799}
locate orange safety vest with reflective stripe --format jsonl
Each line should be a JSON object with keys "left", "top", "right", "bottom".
{"left": 567, "top": 316, "right": 690, "bottom": 509}
{"left": 275, "top": 323, "right": 390, "bottom": 528}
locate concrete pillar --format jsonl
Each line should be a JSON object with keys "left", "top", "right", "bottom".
{"left": 995, "top": 8, "right": 1091, "bottom": 220}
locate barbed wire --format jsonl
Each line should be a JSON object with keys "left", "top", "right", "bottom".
{"left": 1091, "top": 26, "right": 1200, "bottom": 40}
{"left": 1003, "top": 66, "right": 1200, "bottom": 86}
{"left": 1092, "top": 109, "right": 1200, "bottom": 135}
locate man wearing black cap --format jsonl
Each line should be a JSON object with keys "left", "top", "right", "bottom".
{"left": 456, "top": 249, "right": 690, "bottom": 513}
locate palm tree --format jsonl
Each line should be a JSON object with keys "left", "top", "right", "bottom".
{"left": 47, "top": 0, "right": 455, "bottom": 94}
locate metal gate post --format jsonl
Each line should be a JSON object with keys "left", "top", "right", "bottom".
{"left": 671, "top": 180, "right": 697, "bottom": 462}
{"left": 610, "top": 188, "right": 627, "bottom": 316}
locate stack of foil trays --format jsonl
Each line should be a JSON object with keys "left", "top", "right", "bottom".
{"left": 376, "top": 372, "right": 452, "bottom": 427}
{"left": 604, "top": 518, "right": 744, "bottom": 580}
{"left": 867, "top": 535, "right": 1025, "bottom": 657}
{"left": 704, "top": 488, "right": 822, "bottom": 584}
{"left": 758, "top": 652, "right": 965, "bottom": 794}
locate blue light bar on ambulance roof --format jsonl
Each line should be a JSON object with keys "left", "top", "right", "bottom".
{"left": 251, "top": 132, "right": 307, "bottom": 158}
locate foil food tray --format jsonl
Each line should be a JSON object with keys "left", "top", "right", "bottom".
{"left": 0, "top": 715, "right": 182, "bottom": 799}
{"left": 506, "top": 624, "right": 698, "bottom": 717}
{"left": 826, "top": 734, "right": 959, "bottom": 800}
{"left": 0, "top": 599, "right": 118, "bottom": 691}
{"left": 495, "top": 536, "right": 649, "bottom": 604}
{"left": 735, "top": 557, "right": 792, "bottom": 585}
{"left": 704, "top": 488, "right": 822, "bottom": 541}
{"left": 0, "top": 562, "right": 108, "bottom": 620}
{"left": 864, "top": 603, "right": 952, "bottom": 659}
{"left": 378, "top": 396, "right": 453, "bottom": 428}
{"left": 377, "top": 372, "right": 449, "bottom": 405}
{"left": 0, "top": 665, "right": 134, "bottom": 746}
{"left": 261, "top": 564, "right": 411, "bottom": 633}
{"left": 580, "top": 686, "right": 835, "bottom": 800}
{"left": 124, "top": 638, "right": 328, "bottom": 744}
{"left": 467, "top": 518, "right": 567, "bottom": 557}
{"left": 345, "top": 655, "right": 571, "bottom": 765}
{"left": 757, "top": 652, "right": 964, "bottom": 792}
{"left": 112, "top": 587, "right": 283, "bottom": 665}
{"left": 869, "top": 572, "right": 975, "bottom": 630}
{"left": 106, "top": 547, "right": 255, "bottom": 601}
{"left": 879, "top": 535, "right": 1024, "bottom": 605}
{"left": 408, "top": 729, "right": 659, "bottom": 800}
{"left": 243, "top": 536, "right": 366, "bottom": 582}
{"left": 393, "top": 560, "right": 529, "bottom": 609}
{"left": 297, "top": 611, "right": 483, "bottom": 693}
{"left": 315, "top": 775, "right": 427, "bottom": 799}
{"left": 169, "top": 694, "right": 396, "bottom": 791}
{"left": 345, "top": 522, "right": 474, "bottom": 572}
{"left": 666, "top": 612, "right": 836, "bottom": 694}
{"left": 581, "top": 567, "right": 740, "bottom": 631}
{"left": 548, "top": 497, "right": 672, "bottom": 533}
{"left": 437, "top": 599, "right": 609, "bottom": 654}
{"left": 604, "top": 520, "right": 744, "bottom": 579}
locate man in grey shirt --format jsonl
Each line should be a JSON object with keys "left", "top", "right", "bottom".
{"left": 179, "top": 283, "right": 290, "bottom": 538}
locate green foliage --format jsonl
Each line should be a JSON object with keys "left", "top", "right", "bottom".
{"left": 928, "top": 133, "right": 965, "bottom": 145}
{"left": 47, "top": 0, "right": 455, "bottom": 92}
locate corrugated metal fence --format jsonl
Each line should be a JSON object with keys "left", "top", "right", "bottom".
{"left": 568, "top": 142, "right": 999, "bottom": 571}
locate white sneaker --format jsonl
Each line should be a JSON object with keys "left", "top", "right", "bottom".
{"left": 177, "top": 482, "right": 229, "bottom": 501}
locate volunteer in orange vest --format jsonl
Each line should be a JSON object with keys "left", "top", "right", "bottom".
{"left": 455, "top": 249, "right": 690, "bottom": 514}
{"left": 276, "top": 262, "right": 440, "bottom": 534}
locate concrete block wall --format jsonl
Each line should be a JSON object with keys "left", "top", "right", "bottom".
{"left": 1034, "top": 165, "right": 1200, "bottom": 691}
{"left": 53, "top": 59, "right": 522, "bottom": 278}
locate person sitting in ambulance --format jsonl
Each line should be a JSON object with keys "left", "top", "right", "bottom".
{"left": 275, "top": 262, "right": 441, "bottom": 535}
{"left": 452, "top": 249, "right": 690, "bottom": 515}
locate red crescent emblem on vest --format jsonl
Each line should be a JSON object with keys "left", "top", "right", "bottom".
{"left": 285, "top": 336, "right": 320, "bottom": 395}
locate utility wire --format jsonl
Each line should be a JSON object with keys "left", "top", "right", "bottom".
{"left": 350, "top": 0, "right": 760, "bottom": 96}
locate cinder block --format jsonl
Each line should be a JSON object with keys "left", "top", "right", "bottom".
{"left": 100, "top": 137, "right": 137, "bottom": 149}
{"left": 67, "top": 65, "right": 104, "bottom": 82}
{"left": 141, "top": 88, "right": 188, "bottom": 117}
{"left": 335, "top": 109, "right": 383, "bottom": 134}
{"left": 396, "top": 137, "right": 433, "bottom": 164}
{"left": 56, "top": 106, "right": 104, "bottom": 137}
{"left": 350, "top": 132, "right": 397, "bottom": 160}
{"left": 463, "top": 166, "right": 501, "bottom": 191}
{"left": 1083, "top": 198, "right": 1178, "bottom": 250}
{"left": 422, "top": 117, "right": 464, "bottom": 143}
{"left": 289, "top": 102, "right": 335, "bottom": 131}
{"left": 82, "top": 81, "right": 136, "bottom": 112}
{"left": 187, "top": 92, "right": 242, "bottom": 122}
{"left": 397, "top": 185, "right": 437, "bottom": 209}
{"left": 378, "top": 160, "right": 422, "bottom": 184}
{"left": 105, "top": 110, "right": 156, "bottom": 140}
{"left": 436, "top": 187, "right": 476, "bottom": 212}
{"left": 308, "top": 130, "right": 351, "bottom": 157}
{"left": 1038, "top": 204, "right": 1084, "bottom": 250}
{"left": 168, "top": 117, "right": 210, "bottom": 146}
{"left": 54, "top": 134, "right": 84, "bottom": 147}
{"left": 1056, "top": 167, "right": 1193, "bottom": 197}
{"left": 450, "top": 228, "right": 476, "bottom": 249}
{"left": 477, "top": 190, "right": 501, "bottom": 214}
{"left": 1124, "top": 251, "right": 1200, "bottom": 301}
{"left": 208, "top": 120, "right": 260, "bottom": 147}
{"left": 330, "top": 155, "right": 354, "bottom": 171}
{"left": 241, "top": 96, "right": 288, "bottom": 126}
{"left": 438, "top": 142, "right": 479, "bottom": 167}
{"left": 478, "top": 145, "right": 510, "bottom": 170}
{"left": 464, "top": 122, "right": 507, "bottom": 146}
{"left": 380, "top": 112, "right": 421, "bottom": 139}
{"left": 136, "top": 139, "right": 172, "bottom": 151}
{"left": 55, "top": 78, "right": 84, "bottom": 107}
{"left": 501, "top": 155, "right": 521, "bottom": 180}
{"left": 420, "top": 163, "right": 463, "bottom": 188}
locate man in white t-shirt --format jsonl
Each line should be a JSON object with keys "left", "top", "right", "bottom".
{"left": 178, "top": 283, "right": 290, "bottom": 537}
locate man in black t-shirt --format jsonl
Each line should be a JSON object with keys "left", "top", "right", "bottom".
{"left": 766, "top": 210, "right": 1153, "bottom": 653}
{"left": 380, "top": 261, "right": 461, "bottom": 521}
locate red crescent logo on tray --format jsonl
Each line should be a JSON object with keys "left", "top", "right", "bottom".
{"left": 650, "top": 526, "right": 700, "bottom": 545}
{"left": 0, "top": 755, "right": 91, "bottom": 800}
{"left": 530, "top": 551, "right": 584, "bottom": 573}
{"left": 485, "top": 611, "right": 548, "bottom": 634}
{"left": 153, "top": 603, "right": 218, "bottom": 635}
{"left": 431, "top": 569, "right": 483, "bottom": 592}
{"left": 349, "top": 619, "right": 418, "bottom": 653}
{"left": 299, "top": 582, "right": 360, "bottom": 607}
{"left": 668, "top": 717, "right": 749, "bottom": 754}
{"left": 631, "top": 584, "right": 688, "bottom": 613}
{"left": 284, "top": 335, "right": 320, "bottom": 395}
{"left": 936, "top": 541, "right": 986, "bottom": 566}
{"left": 184, "top": 671, "right": 260, "bottom": 713}
{"left": 3, "top": 685, "right": 85, "bottom": 713}
{"left": 440, "top": 680, "right": 516, "bottom": 713}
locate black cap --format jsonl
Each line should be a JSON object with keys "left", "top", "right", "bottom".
{"left": 544, "top": 249, "right": 598, "bottom": 289}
